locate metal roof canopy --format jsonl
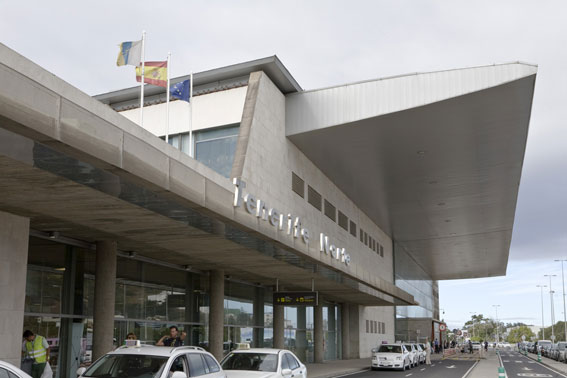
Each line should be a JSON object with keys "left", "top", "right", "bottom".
{"left": 286, "top": 63, "right": 537, "bottom": 280}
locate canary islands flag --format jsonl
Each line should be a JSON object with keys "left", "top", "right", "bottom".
{"left": 136, "top": 61, "right": 168, "bottom": 87}
{"left": 116, "top": 40, "right": 142, "bottom": 66}
{"left": 170, "top": 80, "right": 191, "bottom": 102}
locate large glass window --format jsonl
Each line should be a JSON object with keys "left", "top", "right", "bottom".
{"left": 194, "top": 125, "right": 239, "bottom": 178}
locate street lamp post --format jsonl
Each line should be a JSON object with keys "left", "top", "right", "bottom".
{"left": 537, "top": 285, "right": 547, "bottom": 339}
{"left": 545, "top": 274, "right": 557, "bottom": 341}
{"left": 493, "top": 305, "right": 501, "bottom": 343}
{"left": 555, "top": 259, "right": 567, "bottom": 342}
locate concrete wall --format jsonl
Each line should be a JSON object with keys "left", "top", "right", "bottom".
{"left": 120, "top": 86, "right": 248, "bottom": 136}
{"left": 0, "top": 211, "right": 30, "bottom": 366}
{"left": 358, "top": 306, "right": 395, "bottom": 357}
{"left": 237, "top": 71, "right": 394, "bottom": 292}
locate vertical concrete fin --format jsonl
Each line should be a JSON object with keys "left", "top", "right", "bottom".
{"left": 230, "top": 71, "right": 263, "bottom": 179}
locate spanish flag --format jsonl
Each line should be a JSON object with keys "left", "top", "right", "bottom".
{"left": 136, "top": 61, "right": 168, "bottom": 87}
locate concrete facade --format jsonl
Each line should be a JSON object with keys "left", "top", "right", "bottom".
{"left": 0, "top": 42, "right": 536, "bottom": 367}
{"left": 0, "top": 211, "right": 29, "bottom": 367}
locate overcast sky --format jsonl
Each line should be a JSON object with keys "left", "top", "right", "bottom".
{"left": 2, "top": 0, "right": 566, "bottom": 331}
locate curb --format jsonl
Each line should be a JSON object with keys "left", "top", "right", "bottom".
{"left": 525, "top": 353, "right": 567, "bottom": 377}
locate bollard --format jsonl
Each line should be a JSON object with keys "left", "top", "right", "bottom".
{"left": 538, "top": 352, "right": 542, "bottom": 362}
{"left": 498, "top": 366, "right": 505, "bottom": 378}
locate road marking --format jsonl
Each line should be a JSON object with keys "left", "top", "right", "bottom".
{"left": 405, "top": 374, "right": 412, "bottom": 377}
{"left": 461, "top": 360, "right": 479, "bottom": 378}
{"left": 522, "top": 367, "right": 533, "bottom": 371}
{"left": 446, "top": 365, "right": 456, "bottom": 368}
{"left": 504, "top": 360, "right": 510, "bottom": 362}
{"left": 515, "top": 360, "right": 524, "bottom": 363}
{"left": 420, "top": 368, "right": 426, "bottom": 371}
{"left": 517, "top": 374, "right": 552, "bottom": 377}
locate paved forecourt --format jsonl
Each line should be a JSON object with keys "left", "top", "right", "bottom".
{"left": 501, "top": 351, "right": 567, "bottom": 378}
{"left": 335, "top": 359, "right": 475, "bottom": 378}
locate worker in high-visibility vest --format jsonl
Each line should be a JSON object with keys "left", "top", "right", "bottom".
{"left": 22, "top": 330, "right": 50, "bottom": 378}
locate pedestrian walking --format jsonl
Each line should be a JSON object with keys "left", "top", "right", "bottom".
{"left": 22, "top": 330, "right": 51, "bottom": 378}
{"left": 484, "top": 341, "right": 488, "bottom": 351}
{"left": 468, "top": 339, "right": 473, "bottom": 354}
{"left": 434, "top": 338, "right": 439, "bottom": 353}
{"left": 425, "top": 339, "right": 432, "bottom": 365}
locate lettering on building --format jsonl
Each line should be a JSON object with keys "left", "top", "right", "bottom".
{"left": 232, "top": 178, "right": 351, "bottom": 266}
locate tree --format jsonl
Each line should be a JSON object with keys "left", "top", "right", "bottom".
{"left": 507, "top": 325, "right": 535, "bottom": 343}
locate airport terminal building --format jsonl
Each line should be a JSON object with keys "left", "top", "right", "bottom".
{"left": 0, "top": 42, "right": 536, "bottom": 377}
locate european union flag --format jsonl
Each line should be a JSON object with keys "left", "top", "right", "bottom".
{"left": 170, "top": 80, "right": 191, "bottom": 102}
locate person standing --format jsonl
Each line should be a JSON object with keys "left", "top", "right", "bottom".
{"left": 156, "top": 326, "right": 186, "bottom": 347}
{"left": 434, "top": 338, "right": 439, "bottom": 353}
{"left": 22, "top": 330, "right": 50, "bottom": 378}
{"left": 425, "top": 339, "right": 432, "bottom": 365}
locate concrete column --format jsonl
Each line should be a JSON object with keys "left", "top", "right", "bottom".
{"left": 209, "top": 270, "right": 224, "bottom": 361}
{"left": 328, "top": 305, "right": 336, "bottom": 360}
{"left": 273, "top": 304, "right": 285, "bottom": 349}
{"left": 93, "top": 241, "right": 117, "bottom": 361}
{"left": 341, "top": 303, "right": 350, "bottom": 359}
{"left": 314, "top": 303, "right": 324, "bottom": 363}
{"left": 0, "top": 211, "right": 29, "bottom": 367}
{"left": 296, "top": 307, "right": 307, "bottom": 362}
{"left": 253, "top": 287, "right": 265, "bottom": 348}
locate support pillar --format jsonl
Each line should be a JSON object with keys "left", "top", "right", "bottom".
{"left": 273, "top": 303, "right": 285, "bottom": 349}
{"left": 328, "top": 305, "right": 336, "bottom": 360}
{"left": 341, "top": 303, "right": 350, "bottom": 359}
{"left": 253, "top": 287, "right": 265, "bottom": 348}
{"left": 314, "top": 303, "right": 324, "bottom": 363}
{"left": 0, "top": 211, "right": 29, "bottom": 367}
{"left": 209, "top": 270, "right": 224, "bottom": 361}
{"left": 93, "top": 241, "right": 117, "bottom": 361}
{"left": 296, "top": 307, "right": 307, "bottom": 362}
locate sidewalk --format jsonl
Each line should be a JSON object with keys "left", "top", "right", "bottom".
{"left": 306, "top": 358, "right": 371, "bottom": 378}
{"left": 525, "top": 352, "right": 567, "bottom": 374}
{"left": 306, "top": 352, "right": 446, "bottom": 378}
{"left": 466, "top": 350, "right": 499, "bottom": 378}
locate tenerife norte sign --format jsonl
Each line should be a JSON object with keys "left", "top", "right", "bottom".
{"left": 233, "top": 179, "right": 351, "bottom": 266}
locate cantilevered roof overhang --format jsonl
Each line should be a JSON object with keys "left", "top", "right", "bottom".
{"left": 286, "top": 63, "right": 537, "bottom": 280}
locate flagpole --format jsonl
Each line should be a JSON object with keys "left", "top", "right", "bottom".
{"left": 165, "top": 52, "right": 171, "bottom": 143}
{"left": 140, "top": 30, "right": 146, "bottom": 127}
{"left": 189, "top": 71, "right": 194, "bottom": 158}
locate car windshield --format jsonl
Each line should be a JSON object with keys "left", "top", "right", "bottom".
{"left": 404, "top": 345, "right": 413, "bottom": 351}
{"left": 83, "top": 354, "right": 168, "bottom": 378}
{"left": 540, "top": 341, "right": 552, "bottom": 346}
{"left": 378, "top": 345, "right": 402, "bottom": 353}
{"left": 221, "top": 353, "right": 278, "bottom": 372}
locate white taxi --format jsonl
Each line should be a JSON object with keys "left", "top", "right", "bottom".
{"left": 77, "top": 342, "right": 226, "bottom": 378}
{"left": 220, "top": 348, "right": 306, "bottom": 378}
{"left": 371, "top": 344, "right": 411, "bottom": 371}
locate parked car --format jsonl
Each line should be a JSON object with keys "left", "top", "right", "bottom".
{"left": 221, "top": 348, "right": 306, "bottom": 378}
{"left": 371, "top": 344, "right": 411, "bottom": 371}
{"left": 77, "top": 343, "right": 225, "bottom": 378}
{"left": 403, "top": 344, "right": 419, "bottom": 368}
{"left": 0, "top": 361, "right": 32, "bottom": 378}
{"left": 471, "top": 342, "right": 481, "bottom": 351}
{"left": 536, "top": 340, "right": 552, "bottom": 355}
{"left": 555, "top": 342, "right": 567, "bottom": 362}
{"left": 415, "top": 344, "right": 426, "bottom": 364}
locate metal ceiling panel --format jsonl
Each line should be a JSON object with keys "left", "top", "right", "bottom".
{"left": 286, "top": 63, "right": 537, "bottom": 280}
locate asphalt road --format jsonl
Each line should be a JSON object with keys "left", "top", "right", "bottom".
{"left": 336, "top": 359, "right": 475, "bottom": 378}
{"left": 501, "top": 351, "right": 567, "bottom": 378}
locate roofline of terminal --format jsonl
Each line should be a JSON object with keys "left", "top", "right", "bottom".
{"left": 94, "top": 55, "right": 303, "bottom": 106}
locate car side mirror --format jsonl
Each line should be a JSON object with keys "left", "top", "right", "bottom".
{"left": 171, "top": 372, "right": 187, "bottom": 378}
{"left": 281, "top": 368, "right": 292, "bottom": 376}
{"left": 76, "top": 367, "right": 87, "bottom": 377}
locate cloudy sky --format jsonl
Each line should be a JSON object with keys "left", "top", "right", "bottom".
{"left": 2, "top": 0, "right": 566, "bottom": 330}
